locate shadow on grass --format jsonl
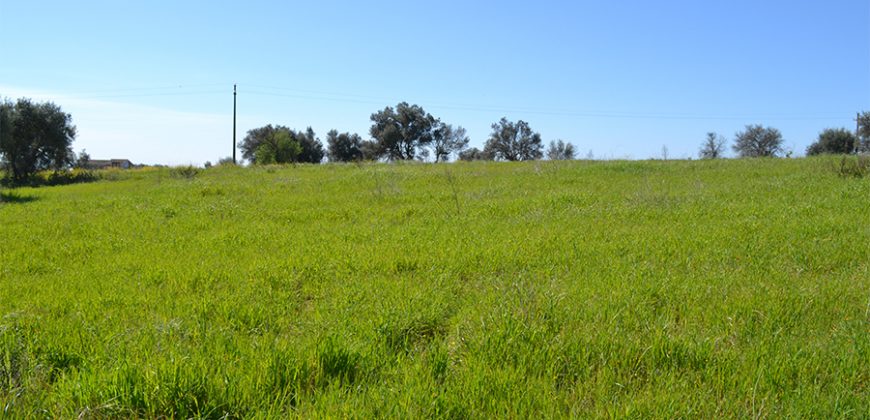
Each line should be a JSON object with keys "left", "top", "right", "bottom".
{"left": 0, "top": 191, "right": 39, "bottom": 204}
{"left": 1, "top": 170, "right": 99, "bottom": 189}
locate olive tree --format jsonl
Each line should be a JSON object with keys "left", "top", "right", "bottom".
{"left": 0, "top": 98, "right": 76, "bottom": 182}
{"left": 239, "top": 125, "right": 324, "bottom": 164}
{"left": 806, "top": 128, "right": 858, "bottom": 155}
{"left": 326, "top": 130, "right": 363, "bottom": 162}
{"left": 369, "top": 102, "right": 437, "bottom": 161}
{"left": 483, "top": 117, "right": 543, "bottom": 161}
{"left": 732, "top": 125, "right": 783, "bottom": 157}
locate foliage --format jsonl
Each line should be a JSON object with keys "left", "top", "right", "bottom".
{"left": 546, "top": 140, "right": 575, "bottom": 160}
{"left": 326, "top": 130, "right": 363, "bottom": 162}
{"left": 255, "top": 130, "right": 302, "bottom": 165}
{"left": 74, "top": 149, "right": 91, "bottom": 169}
{"left": 432, "top": 124, "right": 470, "bottom": 162}
{"left": 0, "top": 97, "right": 77, "bottom": 182}
{"left": 359, "top": 140, "right": 381, "bottom": 161}
{"left": 483, "top": 117, "right": 543, "bottom": 161}
{"left": 856, "top": 111, "right": 870, "bottom": 152}
{"left": 369, "top": 102, "right": 438, "bottom": 161}
{"left": 217, "top": 156, "right": 236, "bottom": 166}
{"left": 732, "top": 124, "right": 784, "bottom": 157}
{"left": 458, "top": 147, "right": 491, "bottom": 161}
{"left": 0, "top": 168, "right": 98, "bottom": 188}
{"left": 0, "top": 159, "right": 867, "bottom": 417}
{"left": 296, "top": 127, "right": 325, "bottom": 164}
{"left": 806, "top": 128, "right": 858, "bottom": 156}
{"left": 699, "top": 132, "right": 726, "bottom": 159}
{"left": 240, "top": 125, "right": 323, "bottom": 164}
{"left": 169, "top": 165, "right": 201, "bottom": 179}
{"left": 44, "top": 168, "right": 98, "bottom": 185}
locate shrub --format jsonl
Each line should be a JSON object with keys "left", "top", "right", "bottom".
{"left": 169, "top": 165, "right": 200, "bottom": 179}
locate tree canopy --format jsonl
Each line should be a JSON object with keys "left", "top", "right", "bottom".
{"left": 732, "top": 125, "right": 783, "bottom": 158}
{"left": 0, "top": 98, "right": 76, "bottom": 181}
{"left": 857, "top": 111, "right": 870, "bottom": 153}
{"left": 432, "top": 124, "right": 470, "bottom": 162}
{"left": 369, "top": 102, "right": 439, "bottom": 161}
{"left": 483, "top": 118, "right": 543, "bottom": 161}
{"left": 546, "top": 140, "right": 575, "bottom": 160}
{"left": 239, "top": 125, "right": 324, "bottom": 164}
{"left": 296, "top": 127, "right": 325, "bottom": 164}
{"left": 254, "top": 130, "right": 302, "bottom": 164}
{"left": 699, "top": 132, "right": 726, "bottom": 159}
{"left": 326, "top": 130, "right": 363, "bottom": 162}
{"left": 806, "top": 128, "right": 858, "bottom": 156}
{"left": 458, "top": 147, "right": 489, "bottom": 161}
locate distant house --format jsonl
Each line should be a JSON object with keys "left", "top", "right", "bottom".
{"left": 87, "top": 159, "right": 134, "bottom": 170}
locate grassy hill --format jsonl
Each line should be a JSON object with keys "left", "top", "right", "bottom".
{"left": 1, "top": 158, "right": 867, "bottom": 417}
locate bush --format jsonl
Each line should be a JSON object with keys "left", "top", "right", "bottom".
{"left": 169, "top": 165, "right": 201, "bottom": 179}
{"left": 46, "top": 169, "right": 98, "bottom": 185}
{"left": 1, "top": 169, "right": 97, "bottom": 187}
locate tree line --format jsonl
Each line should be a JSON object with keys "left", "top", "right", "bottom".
{"left": 239, "top": 102, "right": 571, "bottom": 165}
{"left": 3, "top": 96, "right": 870, "bottom": 183}
{"left": 702, "top": 115, "right": 870, "bottom": 159}
{"left": 242, "top": 103, "right": 870, "bottom": 164}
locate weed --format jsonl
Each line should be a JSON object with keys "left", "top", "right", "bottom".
{"left": 169, "top": 165, "right": 201, "bottom": 179}
{"left": 835, "top": 154, "right": 870, "bottom": 178}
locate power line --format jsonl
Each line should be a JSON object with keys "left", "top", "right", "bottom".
{"left": 13, "top": 81, "right": 856, "bottom": 122}
{"left": 241, "top": 88, "right": 847, "bottom": 121}
{"left": 53, "top": 83, "right": 228, "bottom": 96}
{"left": 77, "top": 90, "right": 227, "bottom": 99}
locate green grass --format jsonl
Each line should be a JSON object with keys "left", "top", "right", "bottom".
{"left": 1, "top": 158, "right": 867, "bottom": 418}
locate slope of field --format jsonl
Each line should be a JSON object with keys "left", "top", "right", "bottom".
{"left": 1, "top": 158, "right": 867, "bottom": 418}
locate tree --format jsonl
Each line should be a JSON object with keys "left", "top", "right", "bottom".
{"left": 239, "top": 125, "right": 324, "bottom": 164}
{"left": 296, "top": 127, "right": 325, "bottom": 163}
{"left": 699, "top": 132, "right": 726, "bottom": 159}
{"left": 369, "top": 102, "right": 438, "bottom": 161}
{"left": 857, "top": 111, "right": 870, "bottom": 153}
{"left": 74, "top": 149, "right": 91, "bottom": 168}
{"left": 360, "top": 139, "right": 382, "bottom": 161}
{"left": 0, "top": 98, "right": 76, "bottom": 182}
{"left": 732, "top": 124, "right": 783, "bottom": 157}
{"left": 432, "top": 124, "right": 470, "bottom": 162}
{"left": 326, "top": 130, "right": 363, "bottom": 162}
{"left": 458, "top": 147, "right": 488, "bottom": 161}
{"left": 254, "top": 130, "right": 302, "bottom": 164}
{"left": 547, "top": 140, "right": 575, "bottom": 160}
{"left": 240, "top": 124, "right": 281, "bottom": 163}
{"left": 483, "top": 117, "right": 543, "bottom": 161}
{"left": 806, "top": 128, "right": 858, "bottom": 156}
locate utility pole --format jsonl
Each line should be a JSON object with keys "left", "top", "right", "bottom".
{"left": 233, "top": 84, "right": 237, "bottom": 164}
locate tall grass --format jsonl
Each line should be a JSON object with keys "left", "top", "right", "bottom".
{"left": 0, "top": 157, "right": 867, "bottom": 417}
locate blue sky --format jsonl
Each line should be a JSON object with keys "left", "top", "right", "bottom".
{"left": 1, "top": 0, "right": 868, "bottom": 165}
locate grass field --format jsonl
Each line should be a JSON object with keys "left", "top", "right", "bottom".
{"left": 1, "top": 158, "right": 868, "bottom": 418}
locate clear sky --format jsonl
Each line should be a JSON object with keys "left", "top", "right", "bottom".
{"left": 1, "top": 0, "right": 868, "bottom": 165}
